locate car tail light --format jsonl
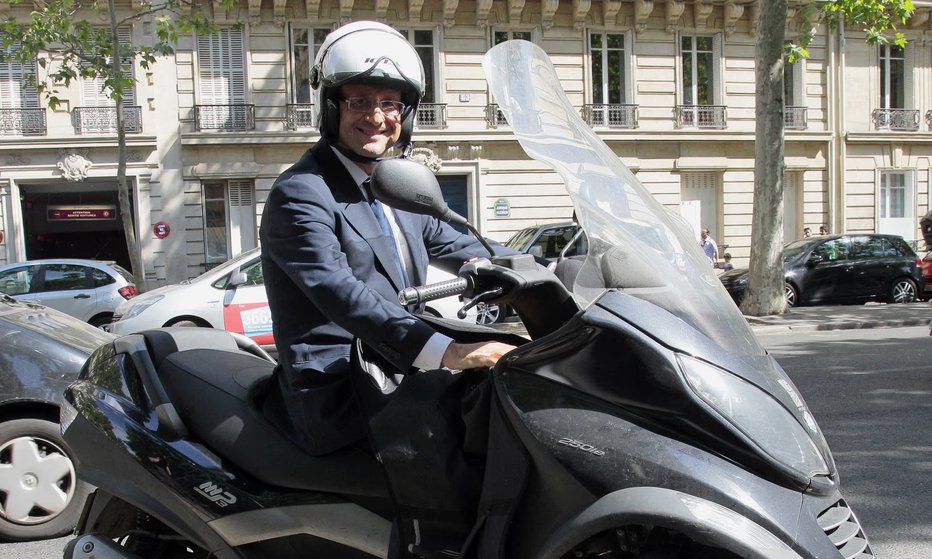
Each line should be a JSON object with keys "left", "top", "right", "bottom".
{"left": 118, "top": 286, "right": 137, "bottom": 299}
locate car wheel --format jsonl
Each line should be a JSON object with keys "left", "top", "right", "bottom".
{"left": 0, "top": 418, "right": 91, "bottom": 541}
{"left": 166, "top": 318, "right": 204, "bottom": 328}
{"left": 89, "top": 314, "right": 113, "bottom": 328}
{"left": 890, "top": 277, "right": 918, "bottom": 304}
{"left": 785, "top": 283, "right": 798, "bottom": 308}
{"left": 475, "top": 303, "right": 503, "bottom": 325}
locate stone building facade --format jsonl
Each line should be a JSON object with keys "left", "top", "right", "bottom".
{"left": 1, "top": 0, "right": 930, "bottom": 288}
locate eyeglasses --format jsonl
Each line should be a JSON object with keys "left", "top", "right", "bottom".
{"left": 342, "top": 97, "right": 406, "bottom": 116}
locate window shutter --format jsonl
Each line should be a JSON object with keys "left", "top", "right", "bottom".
{"left": 904, "top": 45, "right": 914, "bottom": 108}
{"left": 228, "top": 180, "right": 257, "bottom": 254}
{"left": 81, "top": 28, "right": 135, "bottom": 107}
{"left": 198, "top": 28, "right": 246, "bottom": 105}
{"left": 0, "top": 40, "right": 38, "bottom": 109}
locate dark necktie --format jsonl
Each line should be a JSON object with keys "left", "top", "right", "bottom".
{"left": 363, "top": 179, "right": 407, "bottom": 287}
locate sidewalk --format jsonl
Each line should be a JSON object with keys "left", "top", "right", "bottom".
{"left": 743, "top": 301, "right": 932, "bottom": 335}
{"left": 493, "top": 302, "right": 932, "bottom": 337}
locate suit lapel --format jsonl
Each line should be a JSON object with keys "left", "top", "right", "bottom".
{"left": 315, "top": 143, "right": 407, "bottom": 292}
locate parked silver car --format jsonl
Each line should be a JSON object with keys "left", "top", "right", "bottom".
{"left": 0, "top": 259, "right": 136, "bottom": 327}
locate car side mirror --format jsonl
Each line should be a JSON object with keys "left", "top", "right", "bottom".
{"left": 807, "top": 255, "right": 824, "bottom": 267}
{"left": 228, "top": 271, "right": 248, "bottom": 288}
{"left": 528, "top": 245, "right": 543, "bottom": 258}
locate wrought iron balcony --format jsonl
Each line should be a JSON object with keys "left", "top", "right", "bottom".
{"left": 486, "top": 104, "right": 508, "bottom": 129}
{"left": 0, "top": 107, "right": 46, "bottom": 136}
{"left": 674, "top": 104, "right": 727, "bottom": 129}
{"left": 285, "top": 103, "right": 315, "bottom": 130}
{"left": 72, "top": 106, "right": 142, "bottom": 135}
{"left": 784, "top": 106, "right": 808, "bottom": 130}
{"left": 415, "top": 103, "right": 447, "bottom": 129}
{"left": 872, "top": 108, "right": 919, "bottom": 131}
{"left": 194, "top": 104, "right": 256, "bottom": 131}
{"left": 583, "top": 103, "right": 639, "bottom": 129}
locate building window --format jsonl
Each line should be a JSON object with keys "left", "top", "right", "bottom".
{"left": 677, "top": 35, "right": 725, "bottom": 128}
{"left": 784, "top": 55, "right": 807, "bottom": 130}
{"left": 586, "top": 31, "right": 636, "bottom": 128}
{"left": 196, "top": 28, "right": 252, "bottom": 131}
{"left": 877, "top": 170, "right": 916, "bottom": 241}
{"left": 880, "top": 171, "right": 907, "bottom": 219}
{"left": 879, "top": 44, "right": 905, "bottom": 110}
{"left": 203, "top": 180, "right": 256, "bottom": 266}
{"left": 590, "top": 32, "right": 627, "bottom": 105}
{"left": 288, "top": 26, "right": 328, "bottom": 129}
{"left": 492, "top": 29, "right": 534, "bottom": 45}
{"left": 681, "top": 35, "right": 715, "bottom": 107}
{"left": 0, "top": 38, "right": 43, "bottom": 135}
{"left": 400, "top": 28, "right": 436, "bottom": 104}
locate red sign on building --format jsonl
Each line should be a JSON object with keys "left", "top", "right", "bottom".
{"left": 47, "top": 205, "right": 117, "bottom": 221}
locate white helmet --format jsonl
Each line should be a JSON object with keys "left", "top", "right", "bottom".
{"left": 311, "top": 21, "right": 426, "bottom": 152}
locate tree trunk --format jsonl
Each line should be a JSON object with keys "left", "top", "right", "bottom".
{"left": 741, "top": 0, "right": 787, "bottom": 316}
{"left": 110, "top": 0, "right": 146, "bottom": 292}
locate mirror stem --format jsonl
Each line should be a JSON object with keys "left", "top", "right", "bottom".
{"left": 466, "top": 223, "right": 495, "bottom": 257}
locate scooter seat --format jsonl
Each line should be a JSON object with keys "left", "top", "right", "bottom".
{"left": 157, "top": 347, "right": 388, "bottom": 498}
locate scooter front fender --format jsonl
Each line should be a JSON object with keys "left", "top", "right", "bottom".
{"left": 531, "top": 486, "right": 803, "bottom": 559}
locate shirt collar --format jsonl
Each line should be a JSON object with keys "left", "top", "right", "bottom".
{"left": 331, "top": 146, "right": 370, "bottom": 194}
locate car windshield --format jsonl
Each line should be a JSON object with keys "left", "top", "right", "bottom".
{"left": 484, "top": 41, "right": 764, "bottom": 358}
{"left": 505, "top": 227, "right": 537, "bottom": 251}
{"left": 782, "top": 238, "right": 820, "bottom": 263}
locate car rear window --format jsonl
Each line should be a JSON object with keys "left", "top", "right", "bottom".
{"left": 93, "top": 268, "right": 116, "bottom": 287}
{"left": 110, "top": 264, "right": 136, "bottom": 284}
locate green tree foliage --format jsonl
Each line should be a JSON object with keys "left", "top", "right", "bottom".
{"left": 0, "top": 0, "right": 237, "bottom": 290}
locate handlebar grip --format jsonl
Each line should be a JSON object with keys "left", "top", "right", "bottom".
{"left": 399, "top": 277, "right": 469, "bottom": 305}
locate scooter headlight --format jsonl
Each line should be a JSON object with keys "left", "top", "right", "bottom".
{"left": 678, "top": 354, "right": 829, "bottom": 479}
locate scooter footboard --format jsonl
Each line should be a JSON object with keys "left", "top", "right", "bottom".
{"left": 531, "top": 487, "right": 804, "bottom": 559}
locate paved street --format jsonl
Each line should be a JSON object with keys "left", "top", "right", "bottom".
{"left": 763, "top": 326, "right": 932, "bottom": 559}
{"left": 2, "top": 317, "right": 929, "bottom": 558}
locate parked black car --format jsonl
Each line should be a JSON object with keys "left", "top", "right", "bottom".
{"left": 720, "top": 234, "right": 923, "bottom": 307}
{"left": 0, "top": 294, "right": 114, "bottom": 540}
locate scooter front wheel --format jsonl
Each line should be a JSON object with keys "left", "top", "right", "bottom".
{"left": 563, "top": 526, "right": 742, "bottom": 559}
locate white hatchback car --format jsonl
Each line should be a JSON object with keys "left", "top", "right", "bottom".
{"left": 106, "top": 248, "right": 476, "bottom": 347}
{"left": 0, "top": 259, "right": 137, "bottom": 327}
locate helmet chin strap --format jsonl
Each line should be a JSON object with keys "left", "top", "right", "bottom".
{"left": 332, "top": 142, "right": 411, "bottom": 164}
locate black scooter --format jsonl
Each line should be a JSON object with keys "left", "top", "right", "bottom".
{"left": 60, "top": 41, "right": 875, "bottom": 559}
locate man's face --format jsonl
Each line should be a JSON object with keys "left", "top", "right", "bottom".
{"left": 336, "top": 83, "right": 404, "bottom": 159}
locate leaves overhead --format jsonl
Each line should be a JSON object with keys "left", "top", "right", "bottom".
{"left": 0, "top": 0, "right": 238, "bottom": 106}
{"left": 787, "top": 0, "right": 915, "bottom": 63}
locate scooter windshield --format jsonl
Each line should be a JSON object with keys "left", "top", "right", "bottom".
{"left": 483, "top": 41, "right": 764, "bottom": 358}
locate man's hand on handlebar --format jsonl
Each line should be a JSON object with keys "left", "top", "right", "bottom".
{"left": 442, "top": 341, "right": 516, "bottom": 370}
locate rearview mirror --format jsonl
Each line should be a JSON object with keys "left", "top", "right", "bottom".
{"left": 228, "top": 271, "right": 248, "bottom": 288}
{"left": 370, "top": 159, "right": 467, "bottom": 228}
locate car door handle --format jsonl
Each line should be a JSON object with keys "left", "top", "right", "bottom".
{"left": 73, "top": 294, "right": 91, "bottom": 299}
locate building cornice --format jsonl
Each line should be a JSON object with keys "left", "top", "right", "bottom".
{"left": 0, "top": 136, "right": 158, "bottom": 151}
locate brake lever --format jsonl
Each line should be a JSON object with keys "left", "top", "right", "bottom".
{"left": 457, "top": 286, "right": 503, "bottom": 319}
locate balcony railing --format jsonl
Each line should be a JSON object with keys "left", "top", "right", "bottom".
{"left": 486, "top": 104, "right": 508, "bottom": 128}
{"left": 583, "top": 103, "right": 639, "bottom": 128}
{"left": 675, "top": 104, "right": 727, "bottom": 129}
{"left": 784, "top": 106, "right": 808, "bottom": 130}
{"left": 872, "top": 108, "right": 919, "bottom": 131}
{"left": 415, "top": 103, "right": 447, "bottom": 129}
{"left": 0, "top": 107, "right": 46, "bottom": 136}
{"left": 194, "top": 104, "right": 255, "bottom": 131}
{"left": 285, "top": 103, "right": 315, "bottom": 130}
{"left": 72, "top": 106, "right": 142, "bottom": 135}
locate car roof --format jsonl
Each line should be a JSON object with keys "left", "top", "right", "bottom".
{"left": 0, "top": 258, "right": 120, "bottom": 270}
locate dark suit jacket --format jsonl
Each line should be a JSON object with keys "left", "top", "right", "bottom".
{"left": 260, "top": 140, "right": 500, "bottom": 455}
